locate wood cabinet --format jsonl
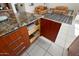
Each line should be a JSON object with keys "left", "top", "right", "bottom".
{"left": 40, "top": 18, "right": 61, "bottom": 42}
{"left": 0, "top": 26, "right": 30, "bottom": 56}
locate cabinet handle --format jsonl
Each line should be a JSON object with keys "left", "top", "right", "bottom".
{"left": 8, "top": 36, "right": 22, "bottom": 46}
{"left": 13, "top": 42, "right": 24, "bottom": 51}
{"left": 16, "top": 46, "right": 26, "bottom": 55}
{"left": 0, "top": 52, "right": 9, "bottom": 55}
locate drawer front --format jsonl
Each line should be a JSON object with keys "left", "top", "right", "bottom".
{"left": 7, "top": 35, "right": 29, "bottom": 55}
{"left": 15, "top": 42, "right": 26, "bottom": 55}
{"left": 7, "top": 42, "right": 25, "bottom": 56}
{"left": 8, "top": 35, "right": 24, "bottom": 50}
{"left": 0, "top": 48, "right": 10, "bottom": 56}
{"left": 22, "top": 34, "right": 30, "bottom": 48}
{"left": 0, "top": 26, "right": 29, "bottom": 47}
{"left": 1, "top": 30, "right": 21, "bottom": 47}
{"left": 0, "top": 36, "right": 7, "bottom": 48}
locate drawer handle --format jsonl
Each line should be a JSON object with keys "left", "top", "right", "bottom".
{"left": 0, "top": 52, "right": 9, "bottom": 55}
{"left": 13, "top": 42, "right": 24, "bottom": 51}
{"left": 8, "top": 36, "right": 22, "bottom": 46}
{"left": 16, "top": 46, "right": 26, "bottom": 55}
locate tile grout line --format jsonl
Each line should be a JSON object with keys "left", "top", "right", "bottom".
{"left": 43, "top": 44, "right": 54, "bottom": 56}
{"left": 23, "top": 36, "right": 65, "bottom": 56}
{"left": 62, "top": 33, "right": 69, "bottom": 56}
{"left": 26, "top": 43, "right": 38, "bottom": 55}
{"left": 22, "top": 39, "right": 40, "bottom": 56}
{"left": 35, "top": 37, "right": 61, "bottom": 56}
{"left": 36, "top": 37, "right": 55, "bottom": 56}
{"left": 36, "top": 40, "right": 51, "bottom": 50}
{"left": 37, "top": 43, "right": 50, "bottom": 54}
{"left": 45, "top": 43, "right": 57, "bottom": 56}
{"left": 36, "top": 41, "right": 54, "bottom": 56}
{"left": 43, "top": 44, "right": 52, "bottom": 56}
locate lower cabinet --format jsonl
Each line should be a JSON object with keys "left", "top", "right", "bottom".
{"left": 40, "top": 18, "right": 61, "bottom": 42}
{"left": 0, "top": 26, "right": 30, "bottom": 56}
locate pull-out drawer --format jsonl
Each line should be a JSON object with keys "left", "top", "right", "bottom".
{"left": 0, "top": 48, "right": 10, "bottom": 56}
{"left": 7, "top": 36, "right": 24, "bottom": 50}
{"left": 15, "top": 42, "right": 25, "bottom": 55}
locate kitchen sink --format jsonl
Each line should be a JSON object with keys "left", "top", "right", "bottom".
{"left": 0, "top": 16, "right": 8, "bottom": 22}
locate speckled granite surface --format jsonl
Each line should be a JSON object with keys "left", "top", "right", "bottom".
{"left": 0, "top": 10, "right": 19, "bottom": 36}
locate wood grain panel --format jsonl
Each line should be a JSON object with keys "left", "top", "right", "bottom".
{"left": 40, "top": 18, "right": 61, "bottom": 42}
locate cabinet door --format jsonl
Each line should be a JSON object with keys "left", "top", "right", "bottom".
{"left": 40, "top": 18, "right": 61, "bottom": 42}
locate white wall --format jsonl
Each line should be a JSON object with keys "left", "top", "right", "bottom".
{"left": 46, "top": 3, "right": 78, "bottom": 10}
{"left": 25, "top": 3, "right": 44, "bottom": 13}
{"left": 12, "top": 3, "right": 79, "bottom": 14}
{"left": 24, "top": 3, "right": 79, "bottom": 14}
{"left": 16, "top": 3, "right": 26, "bottom": 12}
{"left": 46, "top": 3, "right": 79, "bottom": 16}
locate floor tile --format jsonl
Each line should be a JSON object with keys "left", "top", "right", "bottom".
{"left": 36, "top": 36, "right": 52, "bottom": 50}
{"left": 62, "top": 49, "right": 68, "bottom": 56}
{"left": 23, "top": 36, "right": 68, "bottom": 56}
{"left": 48, "top": 43, "right": 64, "bottom": 56}
{"left": 44, "top": 52, "right": 52, "bottom": 56}
{"left": 55, "top": 35, "right": 66, "bottom": 48}
{"left": 21, "top": 51, "right": 29, "bottom": 56}
{"left": 64, "top": 35, "right": 76, "bottom": 49}
{"left": 21, "top": 53, "right": 29, "bottom": 56}
{"left": 28, "top": 45, "right": 46, "bottom": 56}
{"left": 26, "top": 42, "right": 37, "bottom": 53}
{"left": 55, "top": 24, "right": 69, "bottom": 48}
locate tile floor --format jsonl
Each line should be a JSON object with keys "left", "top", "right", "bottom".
{"left": 21, "top": 36, "right": 68, "bottom": 56}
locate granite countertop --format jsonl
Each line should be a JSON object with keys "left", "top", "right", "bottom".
{"left": 17, "top": 12, "right": 42, "bottom": 26}
{"left": 17, "top": 10, "right": 75, "bottom": 26}
{"left": 0, "top": 11, "right": 78, "bottom": 37}
{"left": 0, "top": 12, "right": 41, "bottom": 37}
{"left": 0, "top": 18, "right": 19, "bottom": 36}
{"left": 0, "top": 11, "right": 19, "bottom": 37}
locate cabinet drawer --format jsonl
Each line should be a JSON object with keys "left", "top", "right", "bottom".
{"left": 8, "top": 35, "right": 24, "bottom": 50}
{"left": 22, "top": 35, "right": 30, "bottom": 48}
{"left": 1, "top": 31, "right": 21, "bottom": 47}
{"left": 0, "top": 48, "right": 10, "bottom": 56}
{"left": 14, "top": 42, "right": 25, "bottom": 55}
{"left": 9, "top": 41, "right": 25, "bottom": 55}
{"left": 0, "top": 26, "right": 29, "bottom": 47}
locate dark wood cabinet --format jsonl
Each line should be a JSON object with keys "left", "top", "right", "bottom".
{"left": 40, "top": 18, "right": 61, "bottom": 42}
{"left": 0, "top": 26, "right": 30, "bottom": 56}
